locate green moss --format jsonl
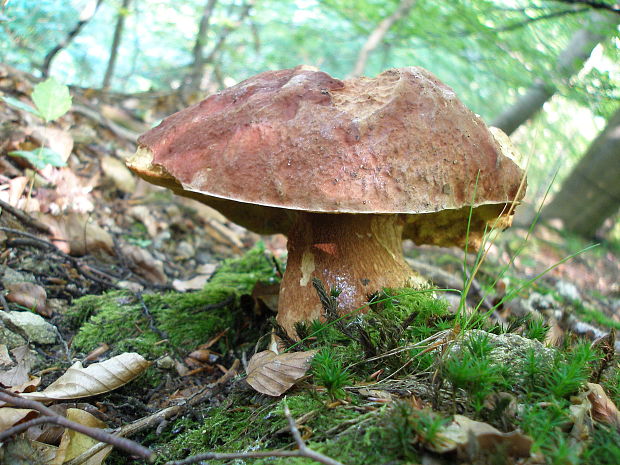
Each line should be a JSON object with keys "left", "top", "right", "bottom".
{"left": 156, "top": 391, "right": 388, "bottom": 465}
{"left": 66, "top": 245, "right": 278, "bottom": 357}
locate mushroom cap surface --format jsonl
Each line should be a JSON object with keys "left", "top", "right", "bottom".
{"left": 128, "top": 65, "right": 525, "bottom": 246}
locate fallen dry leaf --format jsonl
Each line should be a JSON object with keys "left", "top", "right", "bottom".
{"left": 172, "top": 274, "right": 213, "bottom": 291}
{"left": 37, "top": 168, "right": 96, "bottom": 215}
{"left": 8, "top": 176, "right": 28, "bottom": 206}
{"left": 101, "top": 155, "right": 136, "bottom": 193}
{"left": 0, "top": 437, "right": 57, "bottom": 465}
{"left": 0, "top": 345, "right": 35, "bottom": 388}
{"left": 6, "top": 282, "right": 50, "bottom": 316}
{"left": 41, "top": 212, "right": 114, "bottom": 256}
{"left": 120, "top": 243, "right": 167, "bottom": 285}
{"left": 587, "top": 382, "right": 620, "bottom": 431}
{"left": 246, "top": 349, "right": 317, "bottom": 397}
{"left": 53, "top": 408, "right": 112, "bottom": 465}
{"left": 427, "top": 414, "right": 532, "bottom": 459}
{"left": 0, "top": 408, "right": 37, "bottom": 434}
{"left": 21, "top": 352, "right": 150, "bottom": 401}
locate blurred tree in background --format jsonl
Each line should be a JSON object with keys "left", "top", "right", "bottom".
{"left": 1, "top": 0, "right": 618, "bottom": 237}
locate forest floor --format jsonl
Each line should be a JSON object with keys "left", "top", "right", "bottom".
{"left": 1, "top": 64, "right": 620, "bottom": 465}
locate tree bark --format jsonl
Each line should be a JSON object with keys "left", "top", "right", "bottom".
{"left": 491, "top": 11, "right": 619, "bottom": 135}
{"left": 541, "top": 106, "right": 620, "bottom": 237}
{"left": 348, "top": 0, "right": 417, "bottom": 78}
{"left": 188, "top": 0, "right": 218, "bottom": 92}
{"left": 41, "top": 0, "right": 105, "bottom": 77}
{"left": 102, "top": 0, "right": 131, "bottom": 91}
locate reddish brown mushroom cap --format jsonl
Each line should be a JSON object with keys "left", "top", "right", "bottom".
{"left": 128, "top": 65, "right": 525, "bottom": 241}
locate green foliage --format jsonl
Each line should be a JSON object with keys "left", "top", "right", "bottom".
{"left": 311, "top": 348, "right": 350, "bottom": 401}
{"left": 8, "top": 147, "right": 66, "bottom": 170}
{"left": 4, "top": 77, "right": 71, "bottom": 169}
{"left": 442, "top": 332, "right": 507, "bottom": 412}
{"left": 545, "top": 342, "right": 596, "bottom": 399}
{"left": 583, "top": 425, "right": 620, "bottom": 465}
{"left": 30, "top": 77, "right": 72, "bottom": 121}
{"left": 3, "top": 77, "right": 72, "bottom": 122}
{"left": 1, "top": 96, "right": 40, "bottom": 116}
{"left": 524, "top": 316, "right": 550, "bottom": 342}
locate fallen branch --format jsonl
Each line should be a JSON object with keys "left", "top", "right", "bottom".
{"left": 1, "top": 226, "right": 120, "bottom": 289}
{"left": 0, "top": 389, "right": 154, "bottom": 461}
{"left": 64, "top": 359, "right": 241, "bottom": 465}
{"left": 0, "top": 199, "right": 52, "bottom": 234}
{"left": 165, "top": 398, "right": 345, "bottom": 465}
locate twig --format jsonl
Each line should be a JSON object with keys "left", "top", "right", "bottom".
{"left": 165, "top": 398, "right": 345, "bottom": 465}
{"left": 0, "top": 389, "right": 153, "bottom": 461}
{"left": 1, "top": 226, "right": 120, "bottom": 289}
{"left": 0, "top": 199, "right": 52, "bottom": 234}
{"left": 64, "top": 359, "right": 241, "bottom": 465}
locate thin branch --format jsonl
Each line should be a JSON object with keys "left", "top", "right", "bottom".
{"left": 494, "top": 7, "right": 588, "bottom": 32}
{"left": 41, "top": 0, "right": 105, "bottom": 76}
{"left": 0, "top": 199, "right": 53, "bottom": 234}
{"left": 164, "top": 398, "right": 345, "bottom": 465}
{"left": 0, "top": 226, "right": 120, "bottom": 288}
{"left": 203, "top": 0, "right": 254, "bottom": 65}
{"left": 553, "top": 0, "right": 620, "bottom": 14}
{"left": 0, "top": 390, "right": 154, "bottom": 461}
{"left": 349, "top": 0, "right": 417, "bottom": 78}
{"left": 188, "top": 0, "right": 218, "bottom": 90}
{"left": 64, "top": 360, "right": 240, "bottom": 465}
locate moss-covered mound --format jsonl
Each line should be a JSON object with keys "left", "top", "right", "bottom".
{"left": 65, "top": 244, "right": 278, "bottom": 358}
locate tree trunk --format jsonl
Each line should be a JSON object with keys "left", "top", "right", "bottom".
{"left": 41, "top": 0, "right": 104, "bottom": 77}
{"left": 491, "top": 11, "right": 619, "bottom": 135}
{"left": 541, "top": 106, "right": 620, "bottom": 237}
{"left": 188, "top": 0, "right": 218, "bottom": 92}
{"left": 348, "top": 0, "right": 417, "bottom": 78}
{"left": 102, "top": 0, "right": 131, "bottom": 91}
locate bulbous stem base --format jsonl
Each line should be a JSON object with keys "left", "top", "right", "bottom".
{"left": 276, "top": 213, "right": 425, "bottom": 338}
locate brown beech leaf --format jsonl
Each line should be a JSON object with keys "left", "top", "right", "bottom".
{"left": 120, "top": 244, "right": 167, "bottom": 285}
{"left": 246, "top": 350, "right": 317, "bottom": 397}
{"left": 53, "top": 408, "right": 112, "bottom": 465}
{"left": 6, "top": 282, "right": 50, "bottom": 316}
{"left": 587, "top": 383, "right": 620, "bottom": 431}
{"left": 0, "top": 345, "right": 36, "bottom": 389}
{"left": 0, "top": 408, "right": 37, "bottom": 434}
{"left": 427, "top": 414, "right": 532, "bottom": 458}
{"left": 21, "top": 353, "right": 150, "bottom": 401}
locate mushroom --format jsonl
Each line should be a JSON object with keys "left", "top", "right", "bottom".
{"left": 127, "top": 65, "right": 526, "bottom": 337}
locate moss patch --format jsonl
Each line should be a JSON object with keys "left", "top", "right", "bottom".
{"left": 66, "top": 244, "right": 278, "bottom": 358}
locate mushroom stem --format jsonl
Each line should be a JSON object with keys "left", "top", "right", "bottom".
{"left": 277, "top": 213, "right": 426, "bottom": 337}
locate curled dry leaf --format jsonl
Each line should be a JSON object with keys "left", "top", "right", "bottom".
{"left": 587, "top": 382, "right": 620, "bottom": 431}
{"left": 428, "top": 414, "right": 532, "bottom": 458}
{"left": 0, "top": 345, "right": 36, "bottom": 389}
{"left": 41, "top": 212, "right": 114, "bottom": 256}
{"left": 53, "top": 408, "right": 112, "bottom": 465}
{"left": 246, "top": 350, "right": 317, "bottom": 397}
{"left": 0, "top": 408, "right": 37, "bottom": 433}
{"left": 6, "top": 282, "right": 49, "bottom": 316}
{"left": 21, "top": 352, "right": 150, "bottom": 401}
{"left": 120, "top": 243, "right": 167, "bottom": 285}
{"left": 172, "top": 274, "right": 212, "bottom": 292}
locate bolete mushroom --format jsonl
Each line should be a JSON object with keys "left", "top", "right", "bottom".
{"left": 127, "top": 65, "right": 525, "bottom": 337}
